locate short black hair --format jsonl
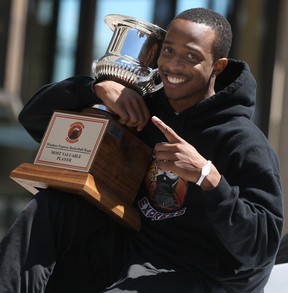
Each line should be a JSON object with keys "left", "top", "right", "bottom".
{"left": 168, "top": 8, "right": 232, "bottom": 60}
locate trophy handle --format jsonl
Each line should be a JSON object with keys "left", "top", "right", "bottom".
{"left": 137, "top": 68, "right": 163, "bottom": 93}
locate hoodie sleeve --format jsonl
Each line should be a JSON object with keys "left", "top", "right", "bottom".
{"left": 18, "top": 76, "right": 100, "bottom": 142}
{"left": 203, "top": 125, "right": 283, "bottom": 272}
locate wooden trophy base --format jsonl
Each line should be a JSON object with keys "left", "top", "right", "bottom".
{"left": 10, "top": 109, "right": 153, "bottom": 231}
{"left": 10, "top": 163, "right": 141, "bottom": 231}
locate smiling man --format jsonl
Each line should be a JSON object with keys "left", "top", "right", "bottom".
{"left": 158, "top": 20, "right": 225, "bottom": 111}
{"left": 0, "top": 8, "right": 283, "bottom": 293}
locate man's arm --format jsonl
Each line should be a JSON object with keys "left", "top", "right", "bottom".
{"left": 151, "top": 115, "right": 283, "bottom": 271}
{"left": 19, "top": 76, "right": 99, "bottom": 142}
{"left": 19, "top": 77, "right": 151, "bottom": 142}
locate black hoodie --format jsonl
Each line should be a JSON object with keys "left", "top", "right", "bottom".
{"left": 19, "top": 59, "right": 283, "bottom": 292}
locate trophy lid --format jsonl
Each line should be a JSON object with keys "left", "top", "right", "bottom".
{"left": 104, "top": 14, "right": 166, "bottom": 40}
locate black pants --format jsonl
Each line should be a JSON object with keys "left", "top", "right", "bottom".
{"left": 0, "top": 189, "right": 227, "bottom": 293}
{"left": 0, "top": 189, "right": 125, "bottom": 292}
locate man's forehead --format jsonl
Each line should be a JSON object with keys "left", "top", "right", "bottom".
{"left": 167, "top": 19, "right": 214, "bottom": 33}
{"left": 165, "top": 20, "right": 216, "bottom": 43}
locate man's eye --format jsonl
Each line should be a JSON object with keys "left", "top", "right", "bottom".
{"left": 163, "top": 47, "right": 173, "bottom": 54}
{"left": 187, "top": 53, "right": 197, "bottom": 59}
{"left": 187, "top": 53, "right": 202, "bottom": 63}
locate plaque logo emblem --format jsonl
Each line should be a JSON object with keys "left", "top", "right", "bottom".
{"left": 66, "top": 122, "right": 85, "bottom": 143}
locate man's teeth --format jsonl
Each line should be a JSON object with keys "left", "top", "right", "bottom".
{"left": 167, "top": 76, "right": 185, "bottom": 84}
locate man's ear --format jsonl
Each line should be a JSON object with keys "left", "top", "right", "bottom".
{"left": 212, "top": 58, "right": 228, "bottom": 77}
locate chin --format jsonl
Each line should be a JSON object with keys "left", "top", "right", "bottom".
{"left": 164, "top": 89, "right": 183, "bottom": 100}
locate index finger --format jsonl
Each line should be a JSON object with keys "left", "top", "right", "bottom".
{"left": 151, "top": 116, "right": 181, "bottom": 143}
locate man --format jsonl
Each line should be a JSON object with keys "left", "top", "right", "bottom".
{"left": 0, "top": 8, "right": 283, "bottom": 293}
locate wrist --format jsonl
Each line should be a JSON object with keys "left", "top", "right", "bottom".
{"left": 195, "top": 161, "right": 221, "bottom": 191}
{"left": 93, "top": 81, "right": 104, "bottom": 98}
{"left": 200, "top": 164, "right": 221, "bottom": 191}
{"left": 196, "top": 160, "right": 211, "bottom": 186}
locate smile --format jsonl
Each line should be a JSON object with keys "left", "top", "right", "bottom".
{"left": 167, "top": 75, "right": 186, "bottom": 84}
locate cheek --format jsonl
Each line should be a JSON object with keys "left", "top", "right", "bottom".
{"left": 193, "top": 64, "right": 213, "bottom": 79}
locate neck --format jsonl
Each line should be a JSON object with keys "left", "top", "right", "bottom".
{"left": 168, "top": 86, "right": 216, "bottom": 113}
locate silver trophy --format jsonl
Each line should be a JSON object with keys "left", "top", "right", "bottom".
{"left": 92, "top": 14, "right": 166, "bottom": 96}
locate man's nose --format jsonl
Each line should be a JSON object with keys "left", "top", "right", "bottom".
{"left": 166, "top": 56, "right": 185, "bottom": 71}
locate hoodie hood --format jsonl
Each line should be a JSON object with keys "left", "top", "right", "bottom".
{"left": 209, "top": 59, "right": 256, "bottom": 119}
{"left": 148, "top": 59, "right": 257, "bottom": 130}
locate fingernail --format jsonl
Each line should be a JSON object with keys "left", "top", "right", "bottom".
{"left": 153, "top": 116, "right": 162, "bottom": 124}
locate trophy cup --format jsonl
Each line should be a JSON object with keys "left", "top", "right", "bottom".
{"left": 10, "top": 14, "right": 166, "bottom": 231}
{"left": 92, "top": 14, "right": 165, "bottom": 95}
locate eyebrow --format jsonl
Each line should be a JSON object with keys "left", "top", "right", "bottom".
{"left": 163, "top": 40, "right": 204, "bottom": 56}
